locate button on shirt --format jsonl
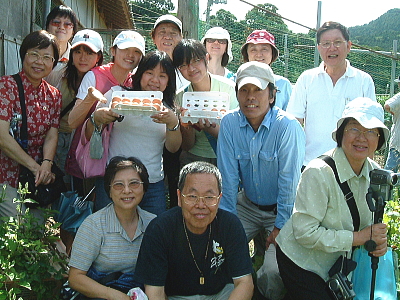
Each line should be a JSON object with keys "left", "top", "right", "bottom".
{"left": 217, "top": 106, "right": 305, "bottom": 229}
{"left": 287, "top": 60, "right": 376, "bottom": 166}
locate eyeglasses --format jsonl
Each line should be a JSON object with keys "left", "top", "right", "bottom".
{"left": 319, "top": 40, "right": 347, "bottom": 48}
{"left": 26, "top": 51, "right": 55, "bottom": 64}
{"left": 345, "top": 127, "right": 380, "bottom": 139}
{"left": 178, "top": 58, "right": 204, "bottom": 71}
{"left": 181, "top": 194, "right": 220, "bottom": 206}
{"left": 206, "top": 38, "right": 227, "bottom": 44}
{"left": 111, "top": 180, "right": 144, "bottom": 191}
{"left": 50, "top": 19, "right": 74, "bottom": 29}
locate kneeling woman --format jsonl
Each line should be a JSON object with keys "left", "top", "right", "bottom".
{"left": 68, "top": 156, "right": 155, "bottom": 299}
{"left": 276, "top": 97, "right": 389, "bottom": 300}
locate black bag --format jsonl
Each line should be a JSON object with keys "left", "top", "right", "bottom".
{"left": 19, "top": 164, "right": 66, "bottom": 208}
{"left": 12, "top": 73, "right": 66, "bottom": 207}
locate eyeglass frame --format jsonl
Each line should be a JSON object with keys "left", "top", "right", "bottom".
{"left": 344, "top": 127, "right": 380, "bottom": 139}
{"left": 111, "top": 180, "right": 144, "bottom": 191}
{"left": 178, "top": 58, "right": 204, "bottom": 71}
{"left": 50, "top": 19, "right": 74, "bottom": 29}
{"left": 205, "top": 38, "right": 228, "bottom": 45}
{"left": 26, "top": 51, "right": 55, "bottom": 64}
{"left": 318, "top": 40, "right": 348, "bottom": 49}
{"left": 181, "top": 193, "right": 221, "bottom": 206}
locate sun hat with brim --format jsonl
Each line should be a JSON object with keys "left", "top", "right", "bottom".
{"left": 236, "top": 61, "right": 275, "bottom": 90}
{"left": 72, "top": 29, "right": 104, "bottom": 53}
{"left": 113, "top": 31, "right": 145, "bottom": 55}
{"left": 332, "top": 97, "right": 389, "bottom": 147}
{"left": 153, "top": 15, "right": 182, "bottom": 33}
{"left": 395, "top": 76, "right": 400, "bottom": 83}
{"left": 201, "top": 27, "right": 233, "bottom": 63}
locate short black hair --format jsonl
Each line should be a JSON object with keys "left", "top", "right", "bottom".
{"left": 104, "top": 156, "right": 150, "bottom": 197}
{"left": 172, "top": 39, "right": 207, "bottom": 69}
{"left": 45, "top": 5, "right": 78, "bottom": 36}
{"left": 19, "top": 30, "right": 59, "bottom": 68}
{"left": 317, "top": 21, "right": 349, "bottom": 44}
{"left": 336, "top": 118, "right": 385, "bottom": 150}
{"left": 128, "top": 51, "right": 176, "bottom": 109}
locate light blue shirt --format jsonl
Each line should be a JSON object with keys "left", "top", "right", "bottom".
{"left": 217, "top": 106, "right": 305, "bottom": 229}
{"left": 274, "top": 74, "right": 292, "bottom": 111}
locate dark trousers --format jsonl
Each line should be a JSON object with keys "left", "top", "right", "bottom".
{"left": 276, "top": 246, "right": 336, "bottom": 300}
{"left": 163, "top": 146, "right": 181, "bottom": 208}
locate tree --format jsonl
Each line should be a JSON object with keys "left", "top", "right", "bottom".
{"left": 244, "top": 3, "right": 288, "bottom": 33}
{"left": 130, "top": 0, "right": 175, "bottom": 31}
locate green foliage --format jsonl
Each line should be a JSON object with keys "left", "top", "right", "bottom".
{"left": 0, "top": 185, "right": 67, "bottom": 300}
{"left": 130, "top": 0, "right": 175, "bottom": 31}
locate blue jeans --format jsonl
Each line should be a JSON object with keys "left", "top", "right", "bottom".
{"left": 94, "top": 177, "right": 166, "bottom": 215}
{"left": 385, "top": 148, "right": 400, "bottom": 172}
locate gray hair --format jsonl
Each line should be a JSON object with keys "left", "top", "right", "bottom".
{"left": 178, "top": 161, "right": 222, "bottom": 193}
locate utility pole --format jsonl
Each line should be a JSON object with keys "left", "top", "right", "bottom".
{"left": 313, "top": 1, "right": 322, "bottom": 67}
{"left": 177, "top": 0, "right": 199, "bottom": 39}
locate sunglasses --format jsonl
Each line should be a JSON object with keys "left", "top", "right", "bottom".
{"left": 50, "top": 19, "right": 74, "bottom": 29}
{"left": 206, "top": 38, "right": 227, "bottom": 44}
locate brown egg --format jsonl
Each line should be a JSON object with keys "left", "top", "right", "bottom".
{"left": 142, "top": 98, "right": 151, "bottom": 105}
{"left": 122, "top": 98, "right": 131, "bottom": 104}
{"left": 211, "top": 108, "right": 218, "bottom": 111}
{"left": 152, "top": 104, "right": 161, "bottom": 111}
{"left": 132, "top": 98, "right": 141, "bottom": 105}
{"left": 220, "top": 109, "right": 227, "bottom": 113}
{"left": 152, "top": 98, "right": 162, "bottom": 105}
{"left": 112, "top": 96, "right": 121, "bottom": 103}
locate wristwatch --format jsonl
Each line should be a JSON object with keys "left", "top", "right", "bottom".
{"left": 167, "top": 122, "right": 180, "bottom": 131}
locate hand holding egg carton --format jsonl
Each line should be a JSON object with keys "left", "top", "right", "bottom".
{"left": 180, "top": 91, "right": 230, "bottom": 124}
{"left": 111, "top": 91, "right": 163, "bottom": 117}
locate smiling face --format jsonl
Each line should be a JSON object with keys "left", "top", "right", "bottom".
{"left": 23, "top": 45, "right": 55, "bottom": 87}
{"left": 205, "top": 39, "right": 227, "bottom": 59}
{"left": 109, "top": 168, "right": 144, "bottom": 212}
{"left": 140, "top": 63, "right": 169, "bottom": 92}
{"left": 247, "top": 43, "right": 273, "bottom": 65}
{"left": 72, "top": 45, "right": 100, "bottom": 75}
{"left": 111, "top": 46, "right": 142, "bottom": 71}
{"left": 341, "top": 119, "right": 379, "bottom": 173}
{"left": 152, "top": 23, "right": 182, "bottom": 58}
{"left": 237, "top": 83, "right": 273, "bottom": 131}
{"left": 317, "top": 29, "right": 351, "bottom": 71}
{"left": 178, "top": 58, "right": 208, "bottom": 85}
{"left": 178, "top": 173, "right": 220, "bottom": 235}
{"left": 47, "top": 16, "right": 74, "bottom": 45}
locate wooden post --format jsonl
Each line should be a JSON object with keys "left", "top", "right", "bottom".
{"left": 177, "top": 0, "right": 199, "bottom": 40}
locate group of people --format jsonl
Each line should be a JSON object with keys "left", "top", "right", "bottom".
{"left": 0, "top": 4, "right": 393, "bottom": 300}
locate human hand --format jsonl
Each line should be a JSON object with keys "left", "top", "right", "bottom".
{"left": 34, "top": 160, "right": 55, "bottom": 186}
{"left": 94, "top": 108, "right": 120, "bottom": 125}
{"left": 105, "top": 287, "right": 131, "bottom": 300}
{"left": 151, "top": 107, "right": 179, "bottom": 129}
{"left": 265, "top": 227, "right": 280, "bottom": 250}
{"left": 87, "top": 86, "right": 107, "bottom": 104}
{"left": 196, "top": 118, "right": 217, "bottom": 131}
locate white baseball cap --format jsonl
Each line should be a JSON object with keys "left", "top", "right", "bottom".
{"left": 394, "top": 76, "right": 400, "bottom": 83}
{"left": 153, "top": 15, "right": 182, "bottom": 33}
{"left": 201, "top": 27, "right": 233, "bottom": 63}
{"left": 236, "top": 61, "right": 275, "bottom": 90}
{"left": 113, "top": 31, "right": 145, "bottom": 55}
{"left": 72, "top": 29, "right": 104, "bottom": 53}
{"left": 332, "top": 97, "right": 389, "bottom": 147}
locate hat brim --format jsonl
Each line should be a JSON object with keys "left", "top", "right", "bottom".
{"left": 332, "top": 114, "right": 390, "bottom": 148}
{"left": 237, "top": 77, "right": 268, "bottom": 90}
{"left": 72, "top": 41, "right": 101, "bottom": 53}
{"left": 116, "top": 41, "right": 144, "bottom": 55}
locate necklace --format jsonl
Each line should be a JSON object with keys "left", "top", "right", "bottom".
{"left": 183, "top": 218, "right": 211, "bottom": 285}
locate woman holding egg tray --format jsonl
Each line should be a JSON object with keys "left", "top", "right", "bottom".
{"left": 85, "top": 51, "right": 181, "bottom": 215}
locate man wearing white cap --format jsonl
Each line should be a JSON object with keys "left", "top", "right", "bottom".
{"left": 287, "top": 21, "right": 376, "bottom": 169}
{"left": 217, "top": 61, "right": 305, "bottom": 300}
{"left": 384, "top": 75, "right": 400, "bottom": 172}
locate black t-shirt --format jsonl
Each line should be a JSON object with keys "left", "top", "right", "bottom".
{"left": 134, "top": 207, "right": 252, "bottom": 296}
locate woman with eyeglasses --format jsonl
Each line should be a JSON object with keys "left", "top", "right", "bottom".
{"left": 68, "top": 156, "right": 155, "bottom": 299}
{"left": 173, "top": 39, "right": 237, "bottom": 167}
{"left": 0, "top": 30, "right": 61, "bottom": 221}
{"left": 44, "top": 5, "right": 78, "bottom": 89}
{"left": 276, "top": 98, "right": 388, "bottom": 300}
{"left": 201, "top": 27, "right": 235, "bottom": 82}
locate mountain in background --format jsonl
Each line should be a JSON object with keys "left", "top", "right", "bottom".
{"left": 349, "top": 8, "right": 400, "bottom": 51}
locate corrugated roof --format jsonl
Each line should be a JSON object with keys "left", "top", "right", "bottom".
{"left": 96, "top": 0, "right": 134, "bottom": 29}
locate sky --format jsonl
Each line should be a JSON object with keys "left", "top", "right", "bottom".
{"left": 172, "top": 0, "right": 399, "bottom": 33}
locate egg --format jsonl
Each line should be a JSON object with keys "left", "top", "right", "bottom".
{"left": 152, "top": 98, "right": 162, "bottom": 105}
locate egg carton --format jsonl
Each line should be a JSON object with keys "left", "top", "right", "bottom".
{"left": 180, "top": 91, "right": 230, "bottom": 124}
{"left": 110, "top": 91, "right": 163, "bottom": 117}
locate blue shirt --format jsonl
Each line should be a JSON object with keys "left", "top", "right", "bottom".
{"left": 217, "top": 106, "right": 305, "bottom": 229}
{"left": 274, "top": 74, "right": 292, "bottom": 111}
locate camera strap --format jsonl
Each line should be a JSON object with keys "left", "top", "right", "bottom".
{"left": 319, "top": 155, "right": 360, "bottom": 231}
{"left": 12, "top": 73, "right": 28, "bottom": 151}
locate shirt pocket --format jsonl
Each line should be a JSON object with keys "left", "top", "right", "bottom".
{"left": 234, "top": 148, "right": 251, "bottom": 169}
{"left": 259, "top": 150, "right": 277, "bottom": 165}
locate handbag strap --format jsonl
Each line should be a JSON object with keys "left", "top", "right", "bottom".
{"left": 12, "top": 73, "right": 28, "bottom": 151}
{"left": 320, "top": 155, "right": 360, "bottom": 231}
{"left": 60, "top": 97, "right": 77, "bottom": 119}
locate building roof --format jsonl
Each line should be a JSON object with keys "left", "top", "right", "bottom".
{"left": 96, "top": 0, "right": 134, "bottom": 29}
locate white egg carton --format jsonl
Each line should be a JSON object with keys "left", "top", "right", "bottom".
{"left": 180, "top": 91, "right": 230, "bottom": 124}
{"left": 110, "top": 91, "right": 163, "bottom": 117}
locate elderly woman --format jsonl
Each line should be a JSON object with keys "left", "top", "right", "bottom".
{"left": 276, "top": 97, "right": 389, "bottom": 300}
{"left": 201, "top": 27, "right": 235, "bottom": 81}
{"left": 68, "top": 156, "right": 155, "bottom": 299}
{"left": 0, "top": 30, "right": 61, "bottom": 220}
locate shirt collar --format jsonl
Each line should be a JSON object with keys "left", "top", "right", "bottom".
{"left": 318, "top": 59, "right": 355, "bottom": 78}
{"left": 19, "top": 70, "right": 44, "bottom": 89}
{"left": 238, "top": 106, "right": 274, "bottom": 130}
{"left": 332, "top": 147, "right": 372, "bottom": 183}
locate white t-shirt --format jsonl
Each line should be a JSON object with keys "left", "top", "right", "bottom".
{"left": 287, "top": 60, "right": 376, "bottom": 166}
